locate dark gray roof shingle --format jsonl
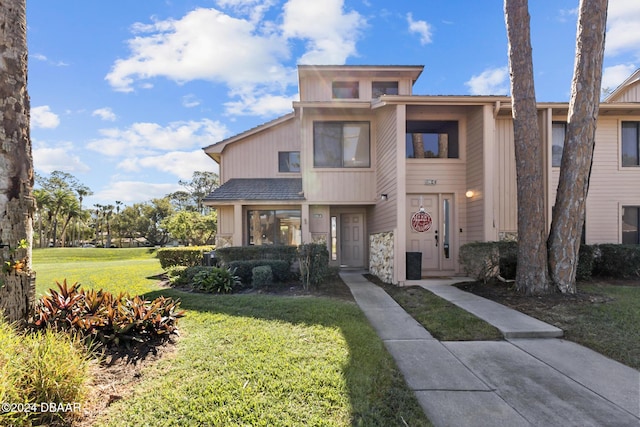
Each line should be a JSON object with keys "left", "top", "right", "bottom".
{"left": 204, "top": 178, "right": 304, "bottom": 202}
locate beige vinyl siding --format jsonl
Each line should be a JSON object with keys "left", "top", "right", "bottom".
{"left": 609, "top": 82, "right": 640, "bottom": 103}
{"left": 221, "top": 120, "right": 299, "bottom": 182}
{"left": 496, "top": 119, "right": 517, "bottom": 234}
{"left": 586, "top": 118, "right": 640, "bottom": 243}
{"left": 369, "top": 105, "right": 399, "bottom": 232}
{"left": 465, "top": 107, "right": 485, "bottom": 242}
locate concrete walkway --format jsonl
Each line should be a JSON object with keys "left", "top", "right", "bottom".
{"left": 340, "top": 271, "right": 640, "bottom": 427}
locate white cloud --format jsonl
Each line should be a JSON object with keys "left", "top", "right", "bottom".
{"left": 215, "top": 0, "right": 277, "bottom": 23}
{"left": 606, "top": 0, "right": 640, "bottom": 57}
{"left": 117, "top": 150, "right": 217, "bottom": 180}
{"left": 105, "top": 2, "right": 365, "bottom": 117}
{"left": 92, "top": 107, "right": 117, "bottom": 121}
{"left": 32, "top": 141, "right": 90, "bottom": 174}
{"left": 602, "top": 63, "right": 637, "bottom": 92}
{"left": 92, "top": 181, "right": 182, "bottom": 204}
{"left": 224, "top": 91, "right": 298, "bottom": 116}
{"left": 31, "top": 106, "right": 60, "bottom": 129}
{"left": 282, "top": 0, "right": 366, "bottom": 64}
{"left": 182, "top": 94, "right": 201, "bottom": 108}
{"left": 407, "top": 13, "right": 432, "bottom": 45}
{"left": 465, "top": 67, "right": 509, "bottom": 95}
{"left": 105, "top": 8, "right": 291, "bottom": 93}
{"left": 86, "top": 119, "right": 229, "bottom": 157}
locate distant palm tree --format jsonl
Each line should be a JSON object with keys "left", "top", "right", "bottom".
{"left": 0, "top": 0, "right": 36, "bottom": 322}
{"left": 34, "top": 188, "right": 51, "bottom": 248}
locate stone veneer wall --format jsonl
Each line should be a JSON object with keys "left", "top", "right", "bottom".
{"left": 216, "top": 235, "right": 233, "bottom": 248}
{"left": 369, "top": 231, "right": 394, "bottom": 284}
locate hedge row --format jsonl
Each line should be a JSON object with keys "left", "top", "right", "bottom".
{"left": 157, "top": 246, "right": 214, "bottom": 269}
{"left": 460, "top": 242, "right": 640, "bottom": 282}
{"left": 215, "top": 245, "right": 298, "bottom": 264}
{"left": 165, "top": 243, "right": 332, "bottom": 290}
{"left": 226, "top": 260, "right": 291, "bottom": 284}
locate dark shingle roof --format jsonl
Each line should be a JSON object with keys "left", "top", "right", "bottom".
{"left": 204, "top": 178, "right": 305, "bottom": 202}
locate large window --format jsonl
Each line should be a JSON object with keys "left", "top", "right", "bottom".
{"left": 313, "top": 122, "right": 370, "bottom": 168}
{"left": 622, "top": 206, "right": 640, "bottom": 244}
{"left": 552, "top": 122, "right": 566, "bottom": 167}
{"left": 372, "top": 81, "right": 399, "bottom": 97}
{"left": 406, "top": 121, "right": 459, "bottom": 158}
{"left": 622, "top": 121, "right": 640, "bottom": 166}
{"left": 278, "top": 151, "right": 300, "bottom": 173}
{"left": 248, "top": 210, "right": 301, "bottom": 246}
{"left": 332, "top": 81, "right": 359, "bottom": 99}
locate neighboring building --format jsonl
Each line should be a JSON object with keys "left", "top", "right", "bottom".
{"left": 203, "top": 65, "right": 640, "bottom": 285}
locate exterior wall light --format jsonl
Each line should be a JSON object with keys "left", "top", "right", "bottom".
{"left": 381, "top": 194, "right": 388, "bottom": 201}
{"left": 465, "top": 190, "right": 474, "bottom": 198}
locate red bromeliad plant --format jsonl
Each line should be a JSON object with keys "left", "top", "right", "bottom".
{"left": 31, "top": 279, "right": 185, "bottom": 349}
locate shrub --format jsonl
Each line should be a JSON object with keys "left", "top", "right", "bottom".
{"left": 157, "top": 246, "right": 214, "bottom": 268}
{"left": 192, "top": 267, "right": 241, "bottom": 294}
{"left": 0, "top": 318, "right": 89, "bottom": 427}
{"left": 31, "top": 280, "right": 185, "bottom": 349}
{"left": 226, "top": 260, "right": 291, "bottom": 284}
{"left": 459, "top": 242, "right": 501, "bottom": 283}
{"left": 216, "top": 246, "right": 298, "bottom": 264}
{"left": 298, "top": 243, "right": 330, "bottom": 290}
{"left": 168, "top": 266, "right": 211, "bottom": 287}
{"left": 576, "top": 244, "right": 595, "bottom": 281}
{"left": 252, "top": 265, "right": 273, "bottom": 289}
{"left": 593, "top": 244, "right": 640, "bottom": 278}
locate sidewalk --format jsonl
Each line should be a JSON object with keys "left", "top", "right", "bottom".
{"left": 340, "top": 271, "right": 640, "bottom": 427}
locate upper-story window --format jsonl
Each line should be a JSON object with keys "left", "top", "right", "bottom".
{"left": 552, "top": 122, "right": 567, "bottom": 167}
{"left": 622, "top": 121, "right": 640, "bottom": 166}
{"left": 313, "top": 122, "right": 370, "bottom": 168}
{"left": 372, "top": 81, "right": 399, "bottom": 97}
{"left": 406, "top": 121, "right": 459, "bottom": 159}
{"left": 332, "top": 81, "right": 359, "bottom": 99}
{"left": 278, "top": 151, "right": 300, "bottom": 173}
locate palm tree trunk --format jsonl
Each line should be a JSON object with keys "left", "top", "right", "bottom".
{"left": 0, "top": 0, "right": 36, "bottom": 323}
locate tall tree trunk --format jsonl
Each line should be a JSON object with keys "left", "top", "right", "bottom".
{"left": 412, "top": 133, "right": 425, "bottom": 158}
{"left": 548, "top": 0, "right": 607, "bottom": 294}
{"left": 0, "top": 0, "right": 36, "bottom": 323}
{"left": 504, "top": 0, "right": 550, "bottom": 294}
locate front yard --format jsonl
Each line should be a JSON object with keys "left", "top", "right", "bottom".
{"left": 32, "top": 248, "right": 430, "bottom": 426}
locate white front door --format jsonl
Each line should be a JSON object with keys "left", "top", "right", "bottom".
{"left": 340, "top": 213, "right": 365, "bottom": 267}
{"left": 407, "top": 194, "right": 455, "bottom": 274}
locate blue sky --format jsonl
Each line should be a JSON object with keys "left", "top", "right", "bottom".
{"left": 27, "top": 0, "right": 640, "bottom": 206}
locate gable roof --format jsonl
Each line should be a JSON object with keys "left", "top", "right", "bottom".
{"left": 202, "top": 113, "right": 296, "bottom": 163}
{"left": 604, "top": 68, "right": 640, "bottom": 102}
{"left": 204, "top": 178, "right": 305, "bottom": 202}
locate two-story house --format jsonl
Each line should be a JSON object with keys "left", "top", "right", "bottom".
{"left": 203, "top": 65, "right": 640, "bottom": 285}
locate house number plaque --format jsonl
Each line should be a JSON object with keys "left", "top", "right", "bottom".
{"left": 411, "top": 210, "right": 432, "bottom": 232}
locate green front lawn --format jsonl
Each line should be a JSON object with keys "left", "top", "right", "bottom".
{"left": 32, "top": 248, "right": 431, "bottom": 426}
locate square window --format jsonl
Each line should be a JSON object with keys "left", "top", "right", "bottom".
{"left": 332, "top": 81, "right": 359, "bottom": 99}
{"left": 372, "top": 81, "right": 399, "bottom": 97}
{"left": 248, "top": 209, "right": 301, "bottom": 246}
{"left": 314, "top": 122, "right": 370, "bottom": 168}
{"left": 405, "top": 121, "right": 459, "bottom": 159}
{"left": 622, "top": 121, "right": 640, "bottom": 167}
{"left": 278, "top": 151, "right": 300, "bottom": 173}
